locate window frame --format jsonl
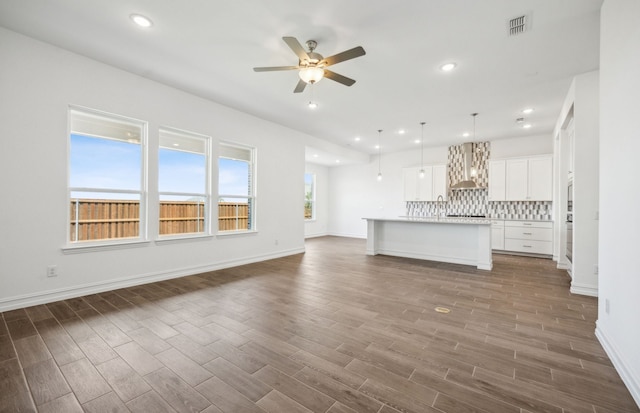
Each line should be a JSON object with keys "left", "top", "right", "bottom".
{"left": 304, "top": 173, "right": 316, "bottom": 221}
{"left": 217, "top": 141, "right": 256, "bottom": 234}
{"left": 66, "top": 106, "right": 148, "bottom": 249}
{"left": 157, "top": 126, "right": 212, "bottom": 239}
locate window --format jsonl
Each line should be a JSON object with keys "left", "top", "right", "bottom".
{"left": 158, "top": 128, "right": 210, "bottom": 237}
{"left": 68, "top": 107, "right": 146, "bottom": 243}
{"left": 218, "top": 143, "right": 255, "bottom": 232}
{"left": 304, "top": 173, "right": 315, "bottom": 220}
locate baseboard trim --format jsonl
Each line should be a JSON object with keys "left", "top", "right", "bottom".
{"left": 327, "top": 231, "right": 366, "bottom": 239}
{"left": 372, "top": 248, "right": 491, "bottom": 270}
{"left": 596, "top": 322, "right": 640, "bottom": 408}
{"left": 304, "top": 232, "right": 329, "bottom": 239}
{"left": 570, "top": 282, "right": 599, "bottom": 297}
{"left": 0, "top": 247, "right": 305, "bottom": 312}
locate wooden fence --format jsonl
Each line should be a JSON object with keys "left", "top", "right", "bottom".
{"left": 70, "top": 199, "right": 249, "bottom": 242}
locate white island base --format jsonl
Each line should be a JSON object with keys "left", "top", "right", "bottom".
{"left": 364, "top": 217, "right": 492, "bottom": 270}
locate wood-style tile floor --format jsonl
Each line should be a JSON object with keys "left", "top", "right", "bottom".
{"left": 1, "top": 236, "right": 638, "bottom": 413}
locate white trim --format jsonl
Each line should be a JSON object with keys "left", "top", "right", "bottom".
{"left": 62, "top": 240, "right": 151, "bottom": 254}
{"left": 596, "top": 322, "right": 640, "bottom": 408}
{"left": 155, "top": 234, "right": 214, "bottom": 245}
{"left": 0, "top": 247, "right": 305, "bottom": 312}
{"left": 304, "top": 232, "right": 329, "bottom": 239}
{"left": 328, "top": 231, "right": 367, "bottom": 239}
{"left": 570, "top": 282, "right": 598, "bottom": 297}
{"left": 371, "top": 248, "right": 492, "bottom": 271}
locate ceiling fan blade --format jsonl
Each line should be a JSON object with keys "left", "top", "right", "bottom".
{"left": 282, "top": 36, "right": 310, "bottom": 61}
{"left": 324, "top": 70, "right": 356, "bottom": 86}
{"left": 293, "top": 79, "right": 307, "bottom": 93}
{"left": 253, "top": 65, "right": 300, "bottom": 72}
{"left": 321, "top": 46, "right": 366, "bottom": 66}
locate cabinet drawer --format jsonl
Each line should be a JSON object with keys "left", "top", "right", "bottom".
{"left": 505, "top": 220, "right": 553, "bottom": 229}
{"left": 505, "top": 227, "right": 552, "bottom": 241}
{"left": 491, "top": 220, "right": 504, "bottom": 228}
{"left": 504, "top": 239, "right": 552, "bottom": 255}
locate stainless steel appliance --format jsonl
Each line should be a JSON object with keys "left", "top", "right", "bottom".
{"left": 566, "top": 179, "right": 573, "bottom": 262}
{"left": 566, "top": 221, "right": 573, "bottom": 262}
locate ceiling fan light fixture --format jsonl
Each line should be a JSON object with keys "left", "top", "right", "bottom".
{"left": 298, "top": 66, "right": 324, "bottom": 84}
{"left": 308, "top": 101, "right": 318, "bottom": 109}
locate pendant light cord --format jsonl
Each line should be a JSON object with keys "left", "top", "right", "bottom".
{"left": 420, "top": 122, "right": 425, "bottom": 171}
{"left": 377, "top": 129, "right": 383, "bottom": 181}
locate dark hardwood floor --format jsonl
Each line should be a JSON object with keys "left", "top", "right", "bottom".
{"left": 1, "top": 236, "right": 638, "bottom": 413}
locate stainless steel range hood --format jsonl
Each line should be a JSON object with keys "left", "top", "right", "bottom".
{"left": 450, "top": 142, "right": 479, "bottom": 189}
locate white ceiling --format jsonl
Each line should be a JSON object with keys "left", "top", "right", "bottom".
{"left": 0, "top": 0, "right": 602, "bottom": 165}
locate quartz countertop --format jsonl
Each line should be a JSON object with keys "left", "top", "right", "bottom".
{"left": 363, "top": 216, "right": 491, "bottom": 225}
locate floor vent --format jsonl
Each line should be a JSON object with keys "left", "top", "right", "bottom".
{"left": 509, "top": 15, "right": 527, "bottom": 36}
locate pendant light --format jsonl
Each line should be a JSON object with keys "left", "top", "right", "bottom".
{"left": 376, "top": 129, "right": 383, "bottom": 181}
{"left": 471, "top": 113, "right": 478, "bottom": 177}
{"left": 419, "top": 122, "right": 426, "bottom": 178}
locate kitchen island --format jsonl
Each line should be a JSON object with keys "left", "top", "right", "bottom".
{"left": 363, "top": 217, "right": 492, "bottom": 270}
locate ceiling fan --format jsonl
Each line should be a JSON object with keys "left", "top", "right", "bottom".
{"left": 253, "top": 36, "right": 366, "bottom": 93}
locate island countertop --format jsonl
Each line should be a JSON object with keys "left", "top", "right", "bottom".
{"left": 363, "top": 216, "right": 492, "bottom": 270}
{"left": 364, "top": 216, "right": 492, "bottom": 225}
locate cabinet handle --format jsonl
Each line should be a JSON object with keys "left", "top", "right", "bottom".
{"left": 523, "top": 223, "right": 532, "bottom": 226}
{"left": 523, "top": 245, "right": 532, "bottom": 248}
{"left": 523, "top": 232, "right": 532, "bottom": 235}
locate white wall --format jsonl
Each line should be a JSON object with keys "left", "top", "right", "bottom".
{"left": 328, "top": 136, "right": 551, "bottom": 238}
{"left": 0, "top": 28, "right": 307, "bottom": 311}
{"left": 553, "top": 72, "right": 600, "bottom": 297}
{"left": 597, "top": 0, "right": 640, "bottom": 406}
{"left": 305, "top": 162, "right": 329, "bottom": 238}
{"left": 491, "top": 134, "right": 553, "bottom": 159}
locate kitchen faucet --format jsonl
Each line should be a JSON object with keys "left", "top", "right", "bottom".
{"left": 436, "top": 195, "right": 445, "bottom": 218}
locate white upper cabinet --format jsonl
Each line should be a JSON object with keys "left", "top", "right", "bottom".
{"left": 504, "top": 156, "right": 553, "bottom": 201}
{"left": 506, "top": 158, "right": 529, "bottom": 200}
{"left": 527, "top": 157, "right": 553, "bottom": 201}
{"left": 403, "top": 165, "right": 446, "bottom": 201}
{"left": 432, "top": 164, "right": 447, "bottom": 200}
{"left": 488, "top": 160, "right": 506, "bottom": 201}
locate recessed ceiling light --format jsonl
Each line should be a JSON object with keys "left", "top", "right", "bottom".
{"left": 335, "top": 159, "right": 340, "bottom": 163}
{"left": 313, "top": 154, "right": 319, "bottom": 158}
{"left": 414, "top": 139, "right": 421, "bottom": 144}
{"left": 172, "top": 143, "right": 179, "bottom": 147}
{"left": 398, "top": 129, "right": 406, "bottom": 135}
{"left": 354, "top": 136, "right": 361, "bottom": 142}
{"left": 375, "top": 145, "right": 380, "bottom": 149}
{"left": 462, "top": 132, "right": 470, "bottom": 137}
{"left": 130, "top": 14, "right": 153, "bottom": 28}
{"left": 440, "top": 62, "right": 457, "bottom": 72}
{"left": 308, "top": 101, "right": 318, "bottom": 109}
{"left": 522, "top": 123, "right": 532, "bottom": 129}
{"left": 522, "top": 108, "right": 534, "bottom": 114}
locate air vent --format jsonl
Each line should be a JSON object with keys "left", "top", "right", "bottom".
{"left": 509, "top": 15, "right": 527, "bottom": 36}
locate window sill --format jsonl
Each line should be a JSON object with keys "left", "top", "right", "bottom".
{"left": 217, "top": 230, "right": 258, "bottom": 237}
{"left": 62, "top": 239, "right": 150, "bottom": 254}
{"left": 155, "top": 234, "right": 214, "bottom": 245}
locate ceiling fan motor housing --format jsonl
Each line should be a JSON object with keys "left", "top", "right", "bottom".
{"left": 303, "top": 52, "right": 323, "bottom": 66}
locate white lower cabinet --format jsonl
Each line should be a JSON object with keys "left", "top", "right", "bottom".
{"left": 504, "top": 221, "right": 553, "bottom": 255}
{"left": 491, "top": 220, "right": 504, "bottom": 250}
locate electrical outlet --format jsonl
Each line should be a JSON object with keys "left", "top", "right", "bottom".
{"left": 605, "top": 298, "right": 610, "bottom": 314}
{"left": 274, "top": 239, "right": 279, "bottom": 246}
{"left": 594, "top": 265, "right": 599, "bottom": 274}
{"left": 47, "top": 265, "right": 58, "bottom": 277}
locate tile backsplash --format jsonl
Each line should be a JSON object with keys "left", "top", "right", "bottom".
{"left": 406, "top": 194, "right": 553, "bottom": 220}
{"left": 407, "top": 141, "right": 553, "bottom": 220}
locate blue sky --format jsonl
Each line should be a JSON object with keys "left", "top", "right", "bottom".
{"left": 70, "top": 134, "right": 250, "bottom": 199}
